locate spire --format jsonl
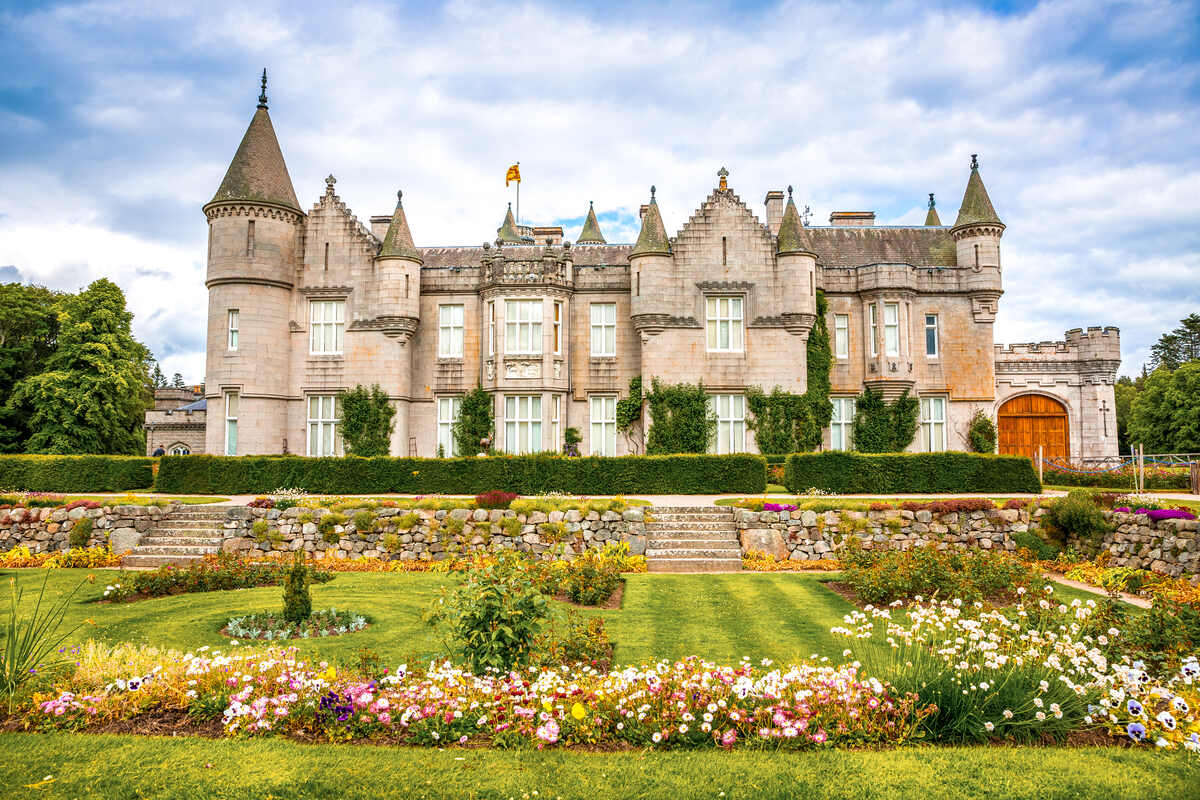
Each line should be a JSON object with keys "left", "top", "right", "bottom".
{"left": 924, "top": 192, "right": 942, "bottom": 226}
{"left": 776, "top": 186, "right": 815, "bottom": 255}
{"left": 577, "top": 201, "right": 606, "bottom": 244}
{"left": 496, "top": 203, "right": 522, "bottom": 244}
{"left": 379, "top": 190, "right": 421, "bottom": 262}
{"left": 631, "top": 186, "right": 670, "bottom": 256}
{"left": 209, "top": 72, "right": 300, "bottom": 211}
{"left": 953, "top": 154, "right": 1002, "bottom": 229}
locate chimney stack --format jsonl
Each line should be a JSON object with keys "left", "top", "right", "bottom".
{"left": 829, "top": 211, "right": 875, "bottom": 227}
{"left": 764, "top": 190, "right": 785, "bottom": 235}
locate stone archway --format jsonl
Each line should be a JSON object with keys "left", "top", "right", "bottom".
{"left": 997, "top": 394, "right": 1070, "bottom": 463}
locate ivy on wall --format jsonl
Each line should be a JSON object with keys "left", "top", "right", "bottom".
{"left": 851, "top": 388, "right": 919, "bottom": 453}
{"left": 615, "top": 376, "right": 644, "bottom": 453}
{"left": 452, "top": 383, "right": 494, "bottom": 456}
{"left": 967, "top": 410, "right": 998, "bottom": 453}
{"left": 645, "top": 378, "right": 717, "bottom": 454}
{"left": 337, "top": 384, "right": 396, "bottom": 457}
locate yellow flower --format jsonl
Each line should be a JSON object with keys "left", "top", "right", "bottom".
{"left": 542, "top": 699, "right": 552, "bottom": 712}
{"left": 571, "top": 702, "right": 586, "bottom": 720}
{"left": 322, "top": 666, "right": 337, "bottom": 682}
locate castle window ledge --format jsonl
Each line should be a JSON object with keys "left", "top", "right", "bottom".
{"left": 307, "top": 354, "right": 345, "bottom": 363}
{"left": 588, "top": 356, "right": 617, "bottom": 364}
{"left": 299, "top": 286, "right": 353, "bottom": 297}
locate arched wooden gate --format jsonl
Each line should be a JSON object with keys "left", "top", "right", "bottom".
{"left": 997, "top": 394, "right": 1069, "bottom": 462}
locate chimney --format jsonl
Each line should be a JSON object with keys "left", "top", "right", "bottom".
{"left": 764, "top": 190, "right": 784, "bottom": 235}
{"left": 829, "top": 211, "right": 875, "bottom": 227}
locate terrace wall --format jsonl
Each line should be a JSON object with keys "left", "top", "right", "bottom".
{"left": 0, "top": 503, "right": 180, "bottom": 554}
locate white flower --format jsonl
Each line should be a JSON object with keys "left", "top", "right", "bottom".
{"left": 984, "top": 721, "right": 994, "bottom": 732}
{"left": 1002, "top": 709, "right": 1013, "bottom": 719}
{"left": 1035, "top": 711, "right": 1046, "bottom": 721}
{"left": 651, "top": 732, "right": 662, "bottom": 743}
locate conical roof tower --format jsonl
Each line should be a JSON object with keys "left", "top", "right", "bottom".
{"left": 925, "top": 193, "right": 942, "bottom": 226}
{"left": 379, "top": 190, "right": 421, "bottom": 262}
{"left": 496, "top": 203, "right": 523, "bottom": 244}
{"left": 631, "top": 187, "right": 670, "bottom": 256}
{"left": 953, "top": 155, "right": 1003, "bottom": 230}
{"left": 577, "top": 201, "right": 607, "bottom": 244}
{"left": 209, "top": 70, "right": 300, "bottom": 212}
{"left": 776, "top": 187, "right": 815, "bottom": 255}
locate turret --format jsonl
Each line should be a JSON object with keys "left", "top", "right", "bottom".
{"left": 775, "top": 186, "right": 817, "bottom": 334}
{"left": 496, "top": 204, "right": 522, "bottom": 245}
{"left": 375, "top": 190, "right": 422, "bottom": 322}
{"left": 924, "top": 193, "right": 941, "bottom": 226}
{"left": 629, "top": 186, "right": 674, "bottom": 324}
{"left": 202, "top": 70, "right": 301, "bottom": 455}
{"left": 951, "top": 155, "right": 1004, "bottom": 320}
{"left": 576, "top": 201, "right": 607, "bottom": 244}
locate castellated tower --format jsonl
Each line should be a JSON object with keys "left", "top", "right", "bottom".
{"left": 950, "top": 155, "right": 1005, "bottom": 326}
{"left": 373, "top": 192, "right": 423, "bottom": 455}
{"left": 774, "top": 187, "right": 818, "bottom": 335}
{"left": 203, "top": 74, "right": 302, "bottom": 455}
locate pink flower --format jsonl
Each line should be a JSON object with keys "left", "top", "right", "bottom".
{"left": 377, "top": 712, "right": 391, "bottom": 725}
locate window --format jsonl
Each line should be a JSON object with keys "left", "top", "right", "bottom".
{"left": 223, "top": 391, "right": 238, "bottom": 456}
{"left": 309, "top": 300, "right": 345, "bottom": 354}
{"left": 168, "top": 444, "right": 190, "bottom": 456}
{"left": 505, "top": 300, "right": 543, "bottom": 355}
{"left": 590, "top": 395, "right": 617, "bottom": 456}
{"left": 307, "top": 395, "right": 342, "bottom": 457}
{"left": 830, "top": 397, "right": 856, "bottom": 451}
{"left": 920, "top": 397, "right": 947, "bottom": 452}
{"left": 227, "top": 309, "right": 239, "bottom": 351}
{"left": 551, "top": 395, "right": 561, "bottom": 453}
{"left": 590, "top": 303, "right": 616, "bottom": 357}
{"left": 884, "top": 302, "right": 899, "bottom": 357}
{"left": 834, "top": 314, "right": 849, "bottom": 359}
{"left": 868, "top": 304, "right": 878, "bottom": 357}
{"left": 438, "top": 304, "right": 464, "bottom": 358}
{"left": 708, "top": 394, "right": 745, "bottom": 454}
{"left": 553, "top": 302, "right": 563, "bottom": 355}
{"left": 705, "top": 297, "right": 744, "bottom": 352}
{"left": 437, "top": 397, "right": 461, "bottom": 457}
{"left": 505, "top": 395, "right": 542, "bottom": 454}
{"left": 246, "top": 220, "right": 255, "bottom": 257}
{"left": 487, "top": 301, "right": 495, "bottom": 357}
{"left": 925, "top": 314, "right": 939, "bottom": 358}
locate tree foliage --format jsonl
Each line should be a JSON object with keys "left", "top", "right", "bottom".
{"left": 852, "top": 388, "right": 919, "bottom": 453}
{"left": 336, "top": 384, "right": 395, "bottom": 457}
{"left": 9, "top": 279, "right": 150, "bottom": 454}
{"left": 1128, "top": 363, "right": 1200, "bottom": 453}
{"left": 966, "top": 410, "right": 997, "bottom": 453}
{"left": 0, "top": 284, "right": 62, "bottom": 453}
{"left": 800, "top": 290, "right": 833, "bottom": 450}
{"left": 1148, "top": 313, "right": 1200, "bottom": 371}
{"left": 1114, "top": 376, "right": 1139, "bottom": 455}
{"left": 615, "top": 375, "right": 644, "bottom": 453}
{"left": 453, "top": 384, "right": 494, "bottom": 456}
{"left": 645, "top": 378, "right": 717, "bottom": 454}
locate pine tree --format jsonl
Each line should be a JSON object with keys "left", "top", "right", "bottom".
{"left": 9, "top": 279, "right": 151, "bottom": 454}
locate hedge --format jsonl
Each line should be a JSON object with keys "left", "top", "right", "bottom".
{"left": 1043, "top": 465, "right": 1190, "bottom": 491}
{"left": 0, "top": 455, "right": 155, "bottom": 492}
{"left": 784, "top": 451, "right": 1041, "bottom": 494}
{"left": 155, "top": 454, "right": 767, "bottom": 495}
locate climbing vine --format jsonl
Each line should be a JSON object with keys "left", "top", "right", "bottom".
{"left": 645, "top": 378, "right": 717, "bottom": 454}
{"left": 967, "top": 410, "right": 998, "bottom": 453}
{"left": 452, "top": 384, "right": 494, "bottom": 456}
{"left": 337, "top": 384, "right": 395, "bottom": 457}
{"left": 615, "top": 376, "right": 644, "bottom": 453}
{"left": 851, "top": 388, "right": 919, "bottom": 453}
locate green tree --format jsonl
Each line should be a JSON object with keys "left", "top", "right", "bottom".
{"left": 8, "top": 279, "right": 150, "bottom": 454}
{"left": 1148, "top": 313, "right": 1200, "bottom": 371}
{"left": 1128, "top": 363, "right": 1200, "bottom": 453}
{"left": 1113, "top": 376, "right": 1141, "bottom": 455}
{"left": 336, "top": 384, "right": 396, "bottom": 457}
{"left": 149, "top": 362, "right": 167, "bottom": 389}
{"left": 967, "top": 410, "right": 997, "bottom": 453}
{"left": 798, "top": 290, "right": 833, "bottom": 451}
{"left": 852, "top": 388, "right": 919, "bottom": 453}
{"left": 0, "top": 283, "right": 61, "bottom": 452}
{"left": 453, "top": 384, "right": 494, "bottom": 456}
{"left": 645, "top": 378, "right": 716, "bottom": 454}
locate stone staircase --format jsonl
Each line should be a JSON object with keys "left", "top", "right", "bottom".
{"left": 644, "top": 506, "right": 742, "bottom": 573}
{"left": 121, "top": 507, "right": 229, "bottom": 568}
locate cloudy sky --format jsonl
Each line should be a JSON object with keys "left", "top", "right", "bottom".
{"left": 1, "top": 0, "right": 1197, "bottom": 382}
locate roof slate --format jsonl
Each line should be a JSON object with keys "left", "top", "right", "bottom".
{"left": 953, "top": 168, "right": 1002, "bottom": 228}
{"left": 210, "top": 107, "right": 300, "bottom": 211}
{"left": 631, "top": 196, "right": 671, "bottom": 256}
{"left": 379, "top": 192, "right": 421, "bottom": 261}
{"left": 577, "top": 203, "right": 607, "bottom": 244}
{"left": 776, "top": 196, "right": 815, "bottom": 255}
{"left": 496, "top": 205, "right": 523, "bottom": 244}
{"left": 804, "top": 227, "right": 957, "bottom": 268}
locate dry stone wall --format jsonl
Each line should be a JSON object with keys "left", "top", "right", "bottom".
{"left": 0, "top": 503, "right": 180, "bottom": 554}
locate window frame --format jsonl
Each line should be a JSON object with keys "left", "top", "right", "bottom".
{"left": 920, "top": 396, "right": 947, "bottom": 452}
{"left": 227, "top": 309, "right": 239, "bottom": 351}
{"left": 829, "top": 397, "right": 856, "bottom": 451}
{"left": 223, "top": 391, "right": 238, "bottom": 456}
{"left": 306, "top": 394, "right": 343, "bottom": 457}
{"left": 925, "top": 313, "right": 939, "bottom": 359}
{"left": 708, "top": 393, "right": 746, "bottom": 454}
{"left": 553, "top": 301, "right": 563, "bottom": 355}
{"left": 884, "top": 302, "right": 900, "bottom": 358}
{"left": 589, "top": 394, "right": 617, "bottom": 456}
{"left": 705, "top": 296, "right": 744, "bottom": 353}
{"left": 504, "top": 299, "right": 543, "bottom": 355}
{"left": 438, "top": 303, "right": 465, "bottom": 359}
{"left": 834, "top": 313, "right": 849, "bottom": 359}
{"left": 504, "top": 394, "right": 542, "bottom": 454}
{"left": 168, "top": 444, "right": 191, "bottom": 456}
{"left": 309, "top": 300, "right": 345, "bottom": 355}
{"left": 868, "top": 304, "right": 878, "bottom": 357}
{"left": 437, "top": 396, "right": 462, "bottom": 457}
{"left": 551, "top": 394, "right": 561, "bottom": 453}
{"left": 487, "top": 301, "right": 495, "bottom": 357}
{"left": 590, "top": 302, "right": 617, "bottom": 357}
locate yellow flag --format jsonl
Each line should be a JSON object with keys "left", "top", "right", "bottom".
{"left": 505, "top": 163, "right": 520, "bottom": 186}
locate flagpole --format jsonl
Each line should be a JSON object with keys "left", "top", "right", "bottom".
{"left": 515, "top": 162, "right": 520, "bottom": 226}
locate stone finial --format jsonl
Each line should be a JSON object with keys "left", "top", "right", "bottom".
{"left": 325, "top": 174, "right": 337, "bottom": 196}
{"left": 970, "top": 153, "right": 979, "bottom": 171}
{"left": 257, "top": 68, "right": 268, "bottom": 110}
{"left": 397, "top": 189, "right": 403, "bottom": 203}
{"left": 718, "top": 166, "right": 729, "bottom": 191}
{"left": 928, "top": 192, "right": 936, "bottom": 209}
{"left": 650, "top": 185, "right": 656, "bottom": 202}
{"left": 787, "top": 185, "right": 793, "bottom": 198}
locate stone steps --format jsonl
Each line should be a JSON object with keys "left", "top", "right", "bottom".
{"left": 643, "top": 506, "right": 740, "bottom": 573}
{"left": 131, "top": 543, "right": 221, "bottom": 555}
{"left": 644, "top": 521, "right": 735, "bottom": 532}
{"left": 647, "top": 537, "right": 740, "bottom": 549}
{"left": 121, "top": 510, "right": 231, "bottom": 568}
{"left": 121, "top": 553, "right": 209, "bottom": 569}
{"left": 647, "top": 513, "right": 733, "bottom": 523}
{"left": 645, "top": 546, "right": 742, "bottom": 559}
{"left": 647, "top": 557, "right": 745, "bottom": 573}
{"left": 139, "top": 535, "right": 225, "bottom": 547}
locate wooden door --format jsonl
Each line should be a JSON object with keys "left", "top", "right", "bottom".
{"left": 997, "top": 395, "right": 1070, "bottom": 463}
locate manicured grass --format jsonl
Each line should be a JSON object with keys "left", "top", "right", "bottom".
{"left": 3, "top": 569, "right": 1127, "bottom": 669}
{"left": 0, "top": 733, "right": 1195, "bottom": 800}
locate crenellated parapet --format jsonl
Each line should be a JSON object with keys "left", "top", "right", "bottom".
{"left": 995, "top": 327, "right": 1122, "bottom": 382}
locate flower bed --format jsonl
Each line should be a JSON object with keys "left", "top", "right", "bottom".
{"left": 839, "top": 544, "right": 1040, "bottom": 605}
{"left": 100, "top": 554, "right": 335, "bottom": 602}
{"left": 223, "top": 609, "right": 368, "bottom": 641}
{"left": 0, "top": 544, "right": 123, "bottom": 568}
{"left": 742, "top": 551, "right": 840, "bottom": 572}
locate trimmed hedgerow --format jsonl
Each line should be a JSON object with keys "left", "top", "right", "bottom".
{"left": 156, "top": 453, "right": 767, "bottom": 495}
{"left": 0, "top": 455, "right": 154, "bottom": 492}
{"left": 784, "top": 451, "right": 1041, "bottom": 494}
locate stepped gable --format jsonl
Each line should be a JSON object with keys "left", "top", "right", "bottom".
{"left": 670, "top": 185, "right": 776, "bottom": 266}
{"left": 806, "top": 226, "right": 957, "bottom": 268}
{"left": 304, "top": 176, "right": 379, "bottom": 262}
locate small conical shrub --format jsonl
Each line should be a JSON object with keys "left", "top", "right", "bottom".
{"left": 282, "top": 550, "right": 311, "bottom": 624}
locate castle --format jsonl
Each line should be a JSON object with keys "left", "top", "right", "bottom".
{"left": 200, "top": 79, "right": 1121, "bottom": 464}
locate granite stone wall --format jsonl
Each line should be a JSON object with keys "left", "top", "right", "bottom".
{"left": 0, "top": 503, "right": 180, "bottom": 554}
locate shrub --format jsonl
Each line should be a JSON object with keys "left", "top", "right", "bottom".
{"left": 68, "top": 516, "right": 93, "bottom": 548}
{"left": 851, "top": 388, "right": 919, "bottom": 453}
{"left": 1043, "top": 463, "right": 1189, "bottom": 491}
{"left": 538, "top": 521, "right": 567, "bottom": 542}
{"left": 444, "top": 517, "right": 465, "bottom": 536}
{"left": 156, "top": 453, "right": 767, "bottom": 495}
{"left": 337, "top": 384, "right": 395, "bottom": 458}
{"left": 1013, "top": 529, "right": 1060, "bottom": 561}
{"left": 318, "top": 513, "right": 346, "bottom": 545}
{"left": 967, "top": 411, "right": 997, "bottom": 453}
{"left": 396, "top": 512, "right": 419, "bottom": 530}
{"left": 559, "top": 548, "right": 622, "bottom": 605}
{"left": 499, "top": 517, "right": 522, "bottom": 537}
{"left": 0, "top": 455, "right": 154, "bottom": 492}
{"left": 101, "top": 553, "right": 334, "bottom": 602}
{"left": 382, "top": 532, "right": 401, "bottom": 552}
{"left": 251, "top": 519, "right": 270, "bottom": 543}
{"left": 785, "top": 451, "right": 1041, "bottom": 494}
{"left": 841, "top": 543, "right": 1039, "bottom": 605}
{"left": 1040, "top": 490, "right": 1113, "bottom": 548}
{"left": 536, "top": 612, "right": 613, "bottom": 669}
{"left": 474, "top": 490, "right": 517, "bottom": 509}
{"left": 281, "top": 551, "right": 312, "bottom": 624}
{"left": 352, "top": 511, "right": 375, "bottom": 532}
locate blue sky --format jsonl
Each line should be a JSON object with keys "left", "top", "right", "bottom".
{"left": 1, "top": 0, "right": 1197, "bottom": 382}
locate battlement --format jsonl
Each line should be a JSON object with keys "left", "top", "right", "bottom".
{"left": 995, "top": 327, "right": 1122, "bottom": 360}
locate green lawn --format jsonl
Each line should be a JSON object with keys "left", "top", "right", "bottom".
{"left": 3, "top": 568, "right": 1123, "bottom": 668}
{"left": 0, "top": 733, "right": 1195, "bottom": 800}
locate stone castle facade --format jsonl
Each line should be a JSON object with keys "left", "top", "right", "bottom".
{"left": 201, "top": 82, "right": 1120, "bottom": 463}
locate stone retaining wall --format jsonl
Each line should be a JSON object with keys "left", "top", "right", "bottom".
{"left": 734, "top": 506, "right": 1199, "bottom": 577}
{"left": 0, "top": 503, "right": 180, "bottom": 554}
{"left": 220, "top": 505, "right": 648, "bottom": 561}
